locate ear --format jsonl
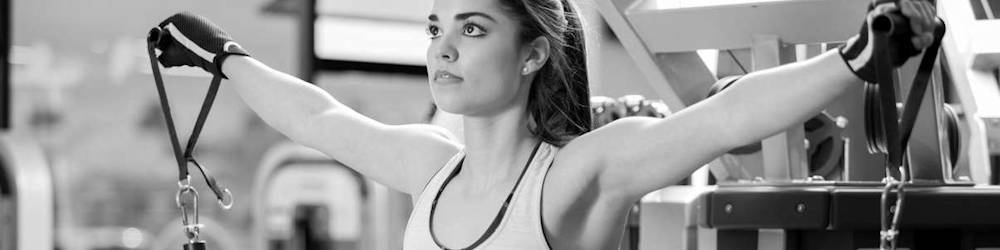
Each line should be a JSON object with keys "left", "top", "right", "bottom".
{"left": 520, "top": 36, "right": 550, "bottom": 75}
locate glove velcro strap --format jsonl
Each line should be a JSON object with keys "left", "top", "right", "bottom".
{"left": 839, "top": 28, "right": 877, "bottom": 83}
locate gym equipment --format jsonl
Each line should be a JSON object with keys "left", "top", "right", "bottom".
{"left": 590, "top": 95, "right": 667, "bottom": 129}
{"left": 592, "top": 0, "right": 1000, "bottom": 249}
{"left": 1, "top": 1, "right": 54, "bottom": 246}
{"left": 0, "top": 135, "right": 54, "bottom": 250}
{"left": 253, "top": 142, "right": 410, "bottom": 250}
{"left": 590, "top": 96, "right": 624, "bottom": 128}
{"left": 146, "top": 27, "right": 234, "bottom": 250}
{"left": 149, "top": 217, "right": 240, "bottom": 250}
{"left": 708, "top": 76, "right": 849, "bottom": 180}
{"left": 857, "top": 11, "right": 948, "bottom": 249}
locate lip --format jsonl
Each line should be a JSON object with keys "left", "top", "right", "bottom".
{"left": 433, "top": 70, "right": 464, "bottom": 82}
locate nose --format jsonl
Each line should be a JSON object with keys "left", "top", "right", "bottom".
{"left": 430, "top": 38, "right": 458, "bottom": 63}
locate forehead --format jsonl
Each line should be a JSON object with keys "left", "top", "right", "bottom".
{"left": 429, "top": 0, "right": 507, "bottom": 20}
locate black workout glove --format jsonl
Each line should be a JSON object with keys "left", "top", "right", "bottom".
{"left": 153, "top": 12, "right": 249, "bottom": 78}
{"left": 839, "top": 0, "right": 939, "bottom": 83}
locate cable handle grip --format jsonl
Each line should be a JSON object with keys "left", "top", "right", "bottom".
{"left": 872, "top": 11, "right": 945, "bottom": 39}
{"left": 147, "top": 24, "right": 233, "bottom": 210}
{"left": 148, "top": 27, "right": 162, "bottom": 46}
{"left": 872, "top": 12, "right": 911, "bottom": 36}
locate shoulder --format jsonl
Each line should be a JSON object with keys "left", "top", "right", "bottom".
{"left": 384, "top": 123, "right": 462, "bottom": 195}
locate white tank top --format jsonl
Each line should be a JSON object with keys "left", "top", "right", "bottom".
{"left": 403, "top": 142, "right": 558, "bottom": 250}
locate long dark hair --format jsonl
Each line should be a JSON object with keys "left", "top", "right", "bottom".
{"left": 499, "top": 0, "right": 591, "bottom": 147}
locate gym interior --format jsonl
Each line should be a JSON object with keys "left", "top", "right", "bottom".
{"left": 2, "top": 0, "right": 1000, "bottom": 249}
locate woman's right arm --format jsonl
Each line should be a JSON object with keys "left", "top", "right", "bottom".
{"left": 152, "top": 12, "right": 459, "bottom": 195}
{"left": 223, "top": 56, "right": 460, "bottom": 195}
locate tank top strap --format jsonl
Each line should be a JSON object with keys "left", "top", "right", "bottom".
{"left": 482, "top": 142, "right": 558, "bottom": 249}
{"left": 403, "top": 147, "right": 465, "bottom": 249}
{"left": 417, "top": 147, "right": 467, "bottom": 201}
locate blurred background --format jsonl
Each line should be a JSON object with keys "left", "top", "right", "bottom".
{"left": 2, "top": 0, "right": 660, "bottom": 249}
{"left": 4, "top": 0, "right": 1000, "bottom": 249}
{"left": 6, "top": 0, "right": 433, "bottom": 249}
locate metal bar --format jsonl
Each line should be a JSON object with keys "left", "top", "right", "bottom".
{"left": 300, "top": 0, "right": 316, "bottom": 82}
{"left": 1, "top": 0, "right": 9, "bottom": 130}
{"left": 993, "top": 156, "right": 999, "bottom": 185}
{"left": 653, "top": 52, "right": 718, "bottom": 106}
{"left": 592, "top": 0, "right": 686, "bottom": 110}
{"left": 625, "top": 0, "right": 868, "bottom": 53}
{"left": 939, "top": 0, "right": 1000, "bottom": 183}
{"left": 718, "top": 230, "right": 758, "bottom": 250}
{"left": 314, "top": 59, "right": 425, "bottom": 76}
{"left": 983, "top": 0, "right": 997, "bottom": 20}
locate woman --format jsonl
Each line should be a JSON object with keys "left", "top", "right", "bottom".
{"left": 151, "top": 0, "right": 939, "bottom": 248}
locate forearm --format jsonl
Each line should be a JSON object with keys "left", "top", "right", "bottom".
{"left": 222, "top": 56, "right": 345, "bottom": 139}
{"left": 716, "top": 50, "right": 860, "bottom": 146}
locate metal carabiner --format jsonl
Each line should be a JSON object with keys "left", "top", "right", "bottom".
{"left": 187, "top": 158, "right": 234, "bottom": 210}
{"left": 176, "top": 182, "right": 202, "bottom": 243}
{"left": 218, "top": 188, "right": 233, "bottom": 210}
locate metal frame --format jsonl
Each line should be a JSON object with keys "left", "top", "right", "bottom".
{"left": 0, "top": 135, "right": 54, "bottom": 250}
{"left": 252, "top": 142, "right": 410, "bottom": 250}
{"left": 701, "top": 186, "right": 1000, "bottom": 250}
{"left": 595, "top": 0, "right": 872, "bottom": 182}
{"left": 2, "top": 0, "right": 10, "bottom": 130}
{"left": 938, "top": 0, "right": 1000, "bottom": 184}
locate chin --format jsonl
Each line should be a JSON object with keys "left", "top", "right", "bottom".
{"left": 430, "top": 91, "right": 468, "bottom": 115}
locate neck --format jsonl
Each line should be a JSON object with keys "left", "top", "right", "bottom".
{"left": 460, "top": 108, "right": 539, "bottom": 192}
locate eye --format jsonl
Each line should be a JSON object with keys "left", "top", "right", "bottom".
{"left": 462, "top": 23, "right": 486, "bottom": 37}
{"left": 426, "top": 25, "right": 441, "bottom": 39}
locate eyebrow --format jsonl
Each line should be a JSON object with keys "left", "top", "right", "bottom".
{"left": 427, "top": 12, "right": 497, "bottom": 23}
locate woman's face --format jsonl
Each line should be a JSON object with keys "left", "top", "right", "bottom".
{"left": 426, "top": 0, "right": 531, "bottom": 116}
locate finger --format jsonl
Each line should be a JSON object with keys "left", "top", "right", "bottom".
{"left": 912, "top": 36, "right": 927, "bottom": 49}
{"left": 154, "top": 30, "right": 174, "bottom": 51}
{"left": 898, "top": 0, "right": 916, "bottom": 16}
{"left": 923, "top": 33, "right": 935, "bottom": 47}
{"left": 912, "top": 1, "right": 934, "bottom": 34}
{"left": 914, "top": 2, "right": 937, "bottom": 40}
{"left": 917, "top": 1, "right": 937, "bottom": 27}
{"left": 874, "top": 2, "right": 899, "bottom": 15}
{"left": 911, "top": 1, "right": 933, "bottom": 28}
{"left": 157, "top": 46, "right": 196, "bottom": 68}
{"left": 900, "top": 1, "right": 928, "bottom": 35}
{"left": 913, "top": 33, "right": 934, "bottom": 49}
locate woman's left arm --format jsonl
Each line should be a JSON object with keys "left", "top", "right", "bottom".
{"left": 576, "top": 0, "right": 940, "bottom": 200}
{"left": 579, "top": 51, "right": 855, "bottom": 199}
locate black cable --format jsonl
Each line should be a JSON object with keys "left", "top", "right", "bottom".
{"left": 726, "top": 50, "right": 748, "bottom": 74}
{"left": 188, "top": 158, "right": 225, "bottom": 200}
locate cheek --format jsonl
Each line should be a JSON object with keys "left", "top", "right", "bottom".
{"left": 464, "top": 43, "right": 522, "bottom": 93}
